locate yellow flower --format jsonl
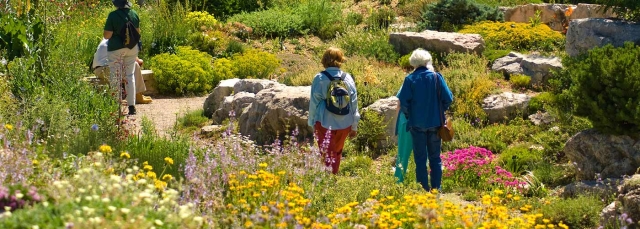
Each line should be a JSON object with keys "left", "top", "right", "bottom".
{"left": 120, "top": 152, "right": 130, "bottom": 159}
{"left": 32, "top": 160, "right": 39, "bottom": 166}
{"left": 143, "top": 165, "right": 153, "bottom": 171}
{"left": 164, "top": 157, "right": 174, "bottom": 165}
{"left": 259, "top": 162, "right": 268, "bottom": 168}
{"left": 162, "top": 174, "right": 173, "bottom": 181}
{"left": 146, "top": 171, "right": 157, "bottom": 180}
{"left": 154, "top": 179, "right": 167, "bottom": 191}
{"left": 105, "top": 167, "right": 114, "bottom": 174}
{"left": 370, "top": 189, "right": 380, "bottom": 197}
{"left": 99, "top": 144, "right": 113, "bottom": 154}
{"left": 244, "top": 220, "right": 253, "bottom": 227}
{"left": 4, "top": 124, "right": 13, "bottom": 130}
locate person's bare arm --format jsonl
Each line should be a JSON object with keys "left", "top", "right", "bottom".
{"left": 103, "top": 30, "right": 113, "bottom": 39}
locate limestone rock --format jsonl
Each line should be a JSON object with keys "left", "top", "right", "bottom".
{"left": 560, "top": 179, "right": 621, "bottom": 199}
{"left": 501, "top": 4, "right": 615, "bottom": 32}
{"left": 233, "top": 79, "right": 282, "bottom": 94}
{"left": 389, "top": 31, "right": 485, "bottom": 56}
{"left": 566, "top": 18, "right": 640, "bottom": 57}
{"left": 528, "top": 112, "right": 555, "bottom": 126}
{"left": 482, "top": 92, "right": 532, "bottom": 123}
{"left": 201, "top": 125, "right": 224, "bottom": 135}
{"left": 564, "top": 129, "right": 640, "bottom": 180}
{"left": 203, "top": 79, "right": 240, "bottom": 118}
{"left": 618, "top": 174, "right": 640, "bottom": 225}
{"left": 492, "top": 52, "right": 562, "bottom": 85}
{"left": 363, "top": 97, "right": 400, "bottom": 145}
{"left": 238, "top": 86, "right": 312, "bottom": 144}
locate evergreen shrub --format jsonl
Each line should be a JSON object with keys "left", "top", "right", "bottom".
{"left": 419, "top": 0, "right": 504, "bottom": 32}
{"left": 231, "top": 49, "right": 281, "bottom": 79}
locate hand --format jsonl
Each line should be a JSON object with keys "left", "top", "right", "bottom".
{"left": 136, "top": 58, "right": 144, "bottom": 67}
{"left": 348, "top": 130, "right": 357, "bottom": 138}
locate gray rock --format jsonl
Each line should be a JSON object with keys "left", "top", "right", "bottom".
{"left": 521, "top": 55, "right": 563, "bottom": 85}
{"left": 238, "top": 86, "right": 312, "bottom": 144}
{"left": 492, "top": 52, "right": 562, "bottom": 85}
{"left": 389, "top": 31, "right": 485, "bottom": 56}
{"left": 201, "top": 125, "right": 224, "bottom": 135}
{"left": 566, "top": 18, "right": 640, "bottom": 57}
{"left": 528, "top": 112, "right": 555, "bottom": 125}
{"left": 363, "top": 97, "right": 400, "bottom": 146}
{"left": 618, "top": 174, "right": 640, "bottom": 225}
{"left": 482, "top": 92, "right": 532, "bottom": 123}
{"left": 600, "top": 201, "right": 620, "bottom": 227}
{"left": 560, "top": 179, "right": 621, "bottom": 199}
{"left": 203, "top": 78, "right": 240, "bottom": 118}
{"left": 212, "top": 96, "right": 233, "bottom": 124}
{"left": 501, "top": 4, "right": 615, "bottom": 32}
{"left": 233, "top": 79, "right": 282, "bottom": 94}
{"left": 564, "top": 129, "right": 640, "bottom": 180}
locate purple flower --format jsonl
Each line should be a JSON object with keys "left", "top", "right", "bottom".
{"left": 91, "top": 124, "right": 99, "bottom": 131}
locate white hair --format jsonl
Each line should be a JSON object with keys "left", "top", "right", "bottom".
{"left": 409, "top": 49, "right": 434, "bottom": 71}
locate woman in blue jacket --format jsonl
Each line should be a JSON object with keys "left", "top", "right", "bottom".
{"left": 397, "top": 49, "right": 453, "bottom": 191}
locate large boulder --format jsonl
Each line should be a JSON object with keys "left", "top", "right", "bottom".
{"left": 566, "top": 18, "right": 640, "bottom": 57}
{"left": 564, "top": 129, "right": 640, "bottom": 180}
{"left": 238, "top": 86, "right": 313, "bottom": 144}
{"left": 363, "top": 97, "right": 400, "bottom": 145}
{"left": 389, "top": 31, "right": 485, "bottom": 56}
{"left": 482, "top": 92, "right": 532, "bottom": 123}
{"left": 233, "top": 79, "right": 282, "bottom": 94}
{"left": 203, "top": 79, "right": 240, "bottom": 118}
{"left": 502, "top": 4, "right": 615, "bottom": 32}
{"left": 617, "top": 174, "right": 640, "bottom": 226}
{"left": 492, "top": 52, "right": 562, "bottom": 85}
{"left": 212, "top": 92, "right": 256, "bottom": 124}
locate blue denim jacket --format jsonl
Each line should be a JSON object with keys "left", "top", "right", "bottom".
{"left": 308, "top": 67, "right": 360, "bottom": 131}
{"left": 397, "top": 67, "right": 454, "bottom": 131}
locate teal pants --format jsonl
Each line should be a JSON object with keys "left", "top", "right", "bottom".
{"left": 394, "top": 114, "right": 413, "bottom": 183}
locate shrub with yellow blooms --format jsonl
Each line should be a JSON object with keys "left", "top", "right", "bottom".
{"left": 459, "top": 21, "right": 564, "bottom": 52}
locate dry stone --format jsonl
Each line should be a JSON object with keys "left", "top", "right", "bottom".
{"left": 564, "top": 129, "right": 640, "bottom": 180}
{"left": 233, "top": 79, "right": 282, "bottom": 94}
{"left": 501, "top": 4, "right": 615, "bottom": 31}
{"left": 617, "top": 174, "right": 640, "bottom": 225}
{"left": 238, "top": 86, "right": 312, "bottom": 144}
{"left": 363, "top": 97, "right": 400, "bottom": 145}
{"left": 492, "top": 52, "right": 562, "bottom": 85}
{"left": 203, "top": 78, "right": 240, "bottom": 118}
{"left": 482, "top": 92, "right": 531, "bottom": 123}
{"left": 566, "top": 18, "right": 640, "bottom": 57}
{"left": 389, "top": 31, "right": 485, "bottom": 56}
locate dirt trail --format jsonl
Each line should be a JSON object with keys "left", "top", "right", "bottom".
{"left": 124, "top": 95, "right": 208, "bottom": 136}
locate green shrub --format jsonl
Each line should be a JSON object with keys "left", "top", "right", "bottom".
{"left": 337, "top": 30, "right": 399, "bottom": 63}
{"left": 176, "top": 109, "right": 210, "bottom": 131}
{"left": 475, "top": 0, "right": 543, "bottom": 7}
{"left": 224, "top": 40, "right": 246, "bottom": 57}
{"left": 597, "top": 0, "right": 640, "bottom": 22}
{"left": 339, "top": 155, "right": 373, "bottom": 176}
{"left": 317, "top": 22, "right": 345, "bottom": 40}
{"left": 483, "top": 49, "right": 512, "bottom": 64}
{"left": 231, "top": 49, "right": 281, "bottom": 79}
{"left": 180, "top": 0, "right": 271, "bottom": 20}
{"left": 459, "top": 21, "right": 564, "bottom": 52}
{"left": 398, "top": 0, "right": 437, "bottom": 22}
{"left": 187, "top": 30, "right": 229, "bottom": 57}
{"left": 296, "top": 0, "right": 342, "bottom": 36}
{"left": 353, "top": 110, "right": 388, "bottom": 158}
{"left": 142, "top": 1, "right": 190, "bottom": 57}
{"left": 541, "top": 195, "right": 604, "bottom": 228}
{"left": 528, "top": 92, "right": 556, "bottom": 113}
{"left": 497, "top": 145, "right": 543, "bottom": 175}
{"left": 212, "top": 58, "right": 235, "bottom": 83}
{"left": 552, "top": 42, "right": 640, "bottom": 135}
{"left": 419, "top": 0, "right": 504, "bottom": 32}
{"left": 150, "top": 46, "right": 215, "bottom": 96}
{"left": 397, "top": 53, "right": 412, "bottom": 70}
{"left": 184, "top": 11, "right": 218, "bottom": 31}
{"left": 227, "top": 8, "right": 304, "bottom": 38}
{"left": 532, "top": 162, "right": 575, "bottom": 188}
{"left": 509, "top": 74, "right": 531, "bottom": 89}
{"left": 366, "top": 6, "right": 397, "bottom": 30}
{"left": 346, "top": 12, "right": 364, "bottom": 26}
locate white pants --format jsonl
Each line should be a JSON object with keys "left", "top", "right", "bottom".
{"left": 93, "top": 62, "right": 146, "bottom": 93}
{"left": 108, "top": 45, "right": 139, "bottom": 106}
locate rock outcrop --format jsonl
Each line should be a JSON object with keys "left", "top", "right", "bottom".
{"left": 566, "top": 18, "right": 640, "bottom": 57}
{"left": 203, "top": 79, "right": 240, "bottom": 118}
{"left": 502, "top": 4, "right": 615, "bottom": 32}
{"left": 389, "top": 31, "right": 485, "bottom": 56}
{"left": 492, "top": 52, "right": 562, "bottom": 85}
{"left": 564, "top": 129, "right": 640, "bottom": 180}
{"left": 482, "top": 92, "right": 532, "bottom": 123}
{"left": 362, "top": 97, "right": 400, "bottom": 145}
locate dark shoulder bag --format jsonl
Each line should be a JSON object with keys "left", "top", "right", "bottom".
{"left": 435, "top": 72, "right": 454, "bottom": 142}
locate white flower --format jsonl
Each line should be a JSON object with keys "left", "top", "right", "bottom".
{"left": 193, "top": 216, "right": 203, "bottom": 223}
{"left": 120, "top": 208, "right": 131, "bottom": 214}
{"left": 154, "top": 220, "right": 164, "bottom": 226}
{"left": 108, "top": 206, "right": 117, "bottom": 212}
{"left": 15, "top": 193, "right": 24, "bottom": 199}
{"left": 31, "top": 225, "right": 39, "bottom": 229}
{"left": 78, "top": 188, "right": 86, "bottom": 193}
{"left": 101, "top": 198, "right": 110, "bottom": 203}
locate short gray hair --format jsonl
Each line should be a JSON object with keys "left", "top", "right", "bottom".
{"left": 409, "top": 48, "right": 434, "bottom": 71}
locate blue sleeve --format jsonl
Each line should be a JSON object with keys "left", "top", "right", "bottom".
{"left": 397, "top": 77, "right": 413, "bottom": 118}
{"left": 439, "top": 74, "right": 454, "bottom": 111}
{"left": 308, "top": 75, "right": 324, "bottom": 127}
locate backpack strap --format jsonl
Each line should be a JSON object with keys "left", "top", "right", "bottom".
{"left": 320, "top": 71, "right": 346, "bottom": 81}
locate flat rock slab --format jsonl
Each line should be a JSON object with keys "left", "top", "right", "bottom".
{"left": 389, "top": 31, "right": 485, "bottom": 56}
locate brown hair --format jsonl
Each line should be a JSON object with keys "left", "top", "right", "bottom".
{"left": 321, "top": 47, "right": 346, "bottom": 68}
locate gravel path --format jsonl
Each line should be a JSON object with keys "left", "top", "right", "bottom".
{"left": 124, "top": 95, "right": 208, "bottom": 136}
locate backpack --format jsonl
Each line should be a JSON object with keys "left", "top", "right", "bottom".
{"left": 117, "top": 9, "right": 140, "bottom": 49}
{"left": 320, "top": 71, "right": 351, "bottom": 116}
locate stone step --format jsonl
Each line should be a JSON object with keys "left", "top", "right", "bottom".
{"left": 141, "top": 69, "right": 158, "bottom": 95}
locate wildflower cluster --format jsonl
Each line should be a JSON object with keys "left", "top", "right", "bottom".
{"left": 0, "top": 185, "right": 41, "bottom": 214}
{"left": 328, "top": 189, "right": 565, "bottom": 229}
{"left": 133, "top": 160, "right": 173, "bottom": 192}
{"left": 442, "top": 146, "right": 525, "bottom": 192}
{"left": 459, "top": 21, "right": 564, "bottom": 52}
{"left": 224, "top": 165, "right": 314, "bottom": 228}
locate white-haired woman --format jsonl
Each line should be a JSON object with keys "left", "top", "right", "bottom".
{"left": 395, "top": 49, "right": 453, "bottom": 192}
